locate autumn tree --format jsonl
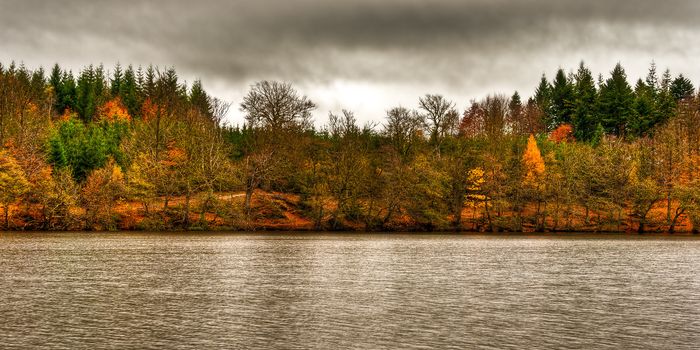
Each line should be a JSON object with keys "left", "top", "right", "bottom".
{"left": 239, "top": 81, "right": 316, "bottom": 216}
{"left": 81, "top": 159, "right": 126, "bottom": 230}
{"left": 522, "top": 135, "right": 546, "bottom": 230}
{"left": 322, "top": 110, "right": 373, "bottom": 229}
{"left": 0, "top": 151, "right": 30, "bottom": 228}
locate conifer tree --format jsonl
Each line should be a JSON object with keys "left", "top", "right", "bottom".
{"left": 190, "top": 79, "right": 211, "bottom": 117}
{"left": 572, "top": 62, "right": 597, "bottom": 141}
{"left": 597, "top": 63, "right": 635, "bottom": 136}
{"left": 670, "top": 74, "right": 694, "bottom": 101}
{"left": 534, "top": 74, "right": 553, "bottom": 130}
{"left": 110, "top": 63, "right": 123, "bottom": 97}
{"left": 120, "top": 65, "right": 141, "bottom": 118}
{"left": 550, "top": 68, "right": 575, "bottom": 127}
{"left": 523, "top": 134, "right": 545, "bottom": 185}
{"left": 631, "top": 79, "right": 656, "bottom": 137}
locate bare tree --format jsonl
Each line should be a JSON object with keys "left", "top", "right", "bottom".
{"left": 418, "top": 94, "right": 458, "bottom": 154}
{"left": 240, "top": 81, "right": 315, "bottom": 131}
{"left": 384, "top": 107, "right": 425, "bottom": 160}
{"left": 460, "top": 94, "right": 509, "bottom": 139}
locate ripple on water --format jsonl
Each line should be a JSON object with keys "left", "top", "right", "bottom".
{"left": 0, "top": 233, "right": 698, "bottom": 349}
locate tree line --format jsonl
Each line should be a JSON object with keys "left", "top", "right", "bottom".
{"left": 0, "top": 60, "right": 699, "bottom": 232}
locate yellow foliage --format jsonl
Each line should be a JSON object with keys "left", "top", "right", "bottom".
{"left": 523, "top": 134, "right": 545, "bottom": 185}
{"left": 467, "top": 167, "right": 485, "bottom": 191}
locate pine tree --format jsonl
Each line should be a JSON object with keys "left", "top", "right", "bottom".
{"left": 630, "top": 79, "right": 656, "bottom": 137}
{"left": 76, "top": 65, "right": 99, "bottom": 121}
{"left": 670, "top": 74, "right": 694, "bottom": 101}
{"left": 190, "top": 79, "right": 211, "bottom": 117}
{"left": 572, "top": 62, "right": 597, "bottom": 141}
{"left": 597, "top": 63, "right": 636, "bottom": 136}
{"left": 656, "top": 69, "right": 676, "bottom": 125}
{"left": 645, "top": 61, "right": 659, "bottom": 96}
{"left": 508, "top": 91, "right": 523, "bottom": 133}
{"left": 110, "top": 63, "right": 123, "bottom": 97}
{"left": 58, "top": 71, "right": 76, "bottom": 114}
{"left": 143, "top": 65, "right": 156, "bottom": 98}
{"left": 120, "top": 65, "right": 140, "bottom": 118}
{"left": 534, "top": 74, "right": 552, "bottom": 130}
{"left": 550, "top": 68, "right": 575, "bottom": 127}
{"left": 49, "top": 64, "right": 64, "bottom": 114}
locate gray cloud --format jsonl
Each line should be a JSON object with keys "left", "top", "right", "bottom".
{"left": 2, "top": 0, "right": 700, "bottom": 125}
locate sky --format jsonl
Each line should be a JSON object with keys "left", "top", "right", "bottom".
{"left": 2, "top": 0, "right": 700, "bottom": 127}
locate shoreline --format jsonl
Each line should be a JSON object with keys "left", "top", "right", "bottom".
{"left": 1, "top": 230, "right": 699, "bottom": 237}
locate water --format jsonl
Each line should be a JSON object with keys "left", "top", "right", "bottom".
{"left": 0, "top": 233, "right": 698, "bottom": 349}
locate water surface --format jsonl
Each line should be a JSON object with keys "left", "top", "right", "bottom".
{"left": 0, "top": 233, "right": 698, "bottom": 349}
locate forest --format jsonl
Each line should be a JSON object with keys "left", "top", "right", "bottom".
{"left": 0, "top": 60, "right": 699, "bottom": 233}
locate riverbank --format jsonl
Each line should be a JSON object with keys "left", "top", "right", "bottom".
{"left": 5, "top": 190, "right": 698, "bottom": 233}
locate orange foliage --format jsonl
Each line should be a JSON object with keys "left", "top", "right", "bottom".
{"left": 161, "top": 142, "right": 188, "bottom": 167}
{"left": 97, "top": 97, "right": 131, "bottom": 122}
{"left": 549, "top": 124, "right": 575, "bottom": 143}
{"left": 59, "top": 108, "right": 74, "bottom": 121}
{"left": 140, "top": 98, "right": 159, "bottom": 122}
{"left": 523, "top": 134, "right": 545, "bottom": 185}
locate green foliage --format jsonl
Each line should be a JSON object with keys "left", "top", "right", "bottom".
{"left": 597, "top": 63, "right": 636, "bottom": 136}
{"left": 534, "top": 74, "right": 553, "bottom": 130}
{"left": 670, "top": 74, "right": 694, "bottom": 101}
{"left": 572, "top": 62, "right": 598, "bottom": 141}
{"left": 550, "top": 68, "right": 575, "bottom": 128}
{"left": 48, "top": 118, "right": 129, "bottom": 181}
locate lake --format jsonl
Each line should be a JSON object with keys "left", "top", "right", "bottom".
{"left": 0, "top": 233, "right": 698, "bottom": 349}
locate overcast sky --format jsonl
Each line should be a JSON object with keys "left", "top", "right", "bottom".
{"left": 2, "top": 0, "right": 700, "bottom": 126}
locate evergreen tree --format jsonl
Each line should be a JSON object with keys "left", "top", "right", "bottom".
{"left": 190, "top": 79, "right": 211, "bottom": 117}
{"left": 656, "top": 69, "right": 676, "bottom": 124}
{"left": 670, "top": 74, "right": 694, "bottom": 101}
{"left": 58, "top": 71, "right": 77, "bottom": 114}
{"left": 110, "top": 63, "right": 123, "bottom": 97}
{"left": 76, "top": 65, "right": 99, "bottom": 121}
{"left": 572, "top": 62, "right": 597, "bottom": 141}
{"left": 550, "top": 68, "right": 575, "bottom": 127}
{"left": 534, "top": 74, "right": 553, "bottom": 130}
{"left": 142, "top": 65, "right": 156, "bottom": 98}
{"left": 645, "top": 61, "right": 659, "bottom": 95}
{"left": 120, "top": 65, "right": 141, "bottom": 118}
{"left": 630, "top": 79, "right": 656, "bottom": 137}
{"left": 597, "top": 63, "right": 636, "bottom": 136}
{"left": 508, "top": 91, "right": 523, "bottom": 120}
{"left": 49, "top": 64, "right": 64, "bottom": 114}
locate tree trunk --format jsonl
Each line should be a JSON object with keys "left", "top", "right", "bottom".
{"left": 484, "top": 200, "right": 494, "bottom": 232}
{"left": 669, "top": 208, "right": 684, "bottom": 234}
{"left": 244, "top": 186, "right": 253, "bottom": 216}
{"left": 667, "top": 190, "right": 672, "bottom": 226}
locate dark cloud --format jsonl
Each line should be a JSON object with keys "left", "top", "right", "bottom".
{"left": 2, "top": 0, "right": 700, "bottom": 124}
